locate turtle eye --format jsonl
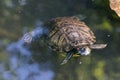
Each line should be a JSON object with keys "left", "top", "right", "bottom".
{"left": 78, "top": 48, "right": 86, "bottom": 55}
{"left": 81, "top": 48, "right": 86, "bottom": 52}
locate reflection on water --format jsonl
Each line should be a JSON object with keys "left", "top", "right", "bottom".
{"left": 23, "top": 26, "right": 48, "bottom": 44}
{"left": 19, "top": 0, "right": 27, "bottom": 6}
{"left": 0, "top": 26, "right": 54, "bottom": 80}
{"left": 23, "top": 20, "right": 48, "bottom": 44}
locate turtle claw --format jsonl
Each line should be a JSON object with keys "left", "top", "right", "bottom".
{"left": 60, "top": 52, "right": 73, "bottom": 65}
{"left": 60, "top": 59, "right": 68, "bottom": 65}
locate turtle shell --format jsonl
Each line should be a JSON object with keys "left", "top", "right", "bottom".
{"left": 47, "top": 17, "right": 96, "bottom": 52}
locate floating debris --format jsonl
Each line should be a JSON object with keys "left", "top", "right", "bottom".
{"left": 107, "top": 35, "right": 110, "bottom": 37}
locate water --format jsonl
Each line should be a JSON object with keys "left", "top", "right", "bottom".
{"left": 0, "top": 0, "right": 120, "bottom": 80}
{"left": 0, "top": 28, "right": 54, "bottom": 80}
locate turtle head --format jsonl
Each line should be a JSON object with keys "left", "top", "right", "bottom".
{"left": 77, "top": 47, "right": 91, "bottom": 56}
{"left": 77, "top": 44, "right": 107, "bottom": 55}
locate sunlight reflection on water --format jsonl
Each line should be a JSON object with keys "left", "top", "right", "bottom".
{"left": 0, "top": 24, "right": 54, "bottom": 80}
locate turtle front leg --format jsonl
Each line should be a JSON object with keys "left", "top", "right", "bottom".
{"left": 60, "top": 52, "right": 73, "bottom": 65}
{"left": 90, "top": 44, "right": 107, "bottom": 49}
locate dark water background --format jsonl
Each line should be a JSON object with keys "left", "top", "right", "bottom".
{"left": 0, "top": 0, "right": 120, "bottom": 80}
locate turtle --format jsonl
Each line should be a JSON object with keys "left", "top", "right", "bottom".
{"left": 46, "top": 17, "right": 107, "bottom": 65}
{"left": 23, "top": 17, "right": 107, "bottom": 65}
